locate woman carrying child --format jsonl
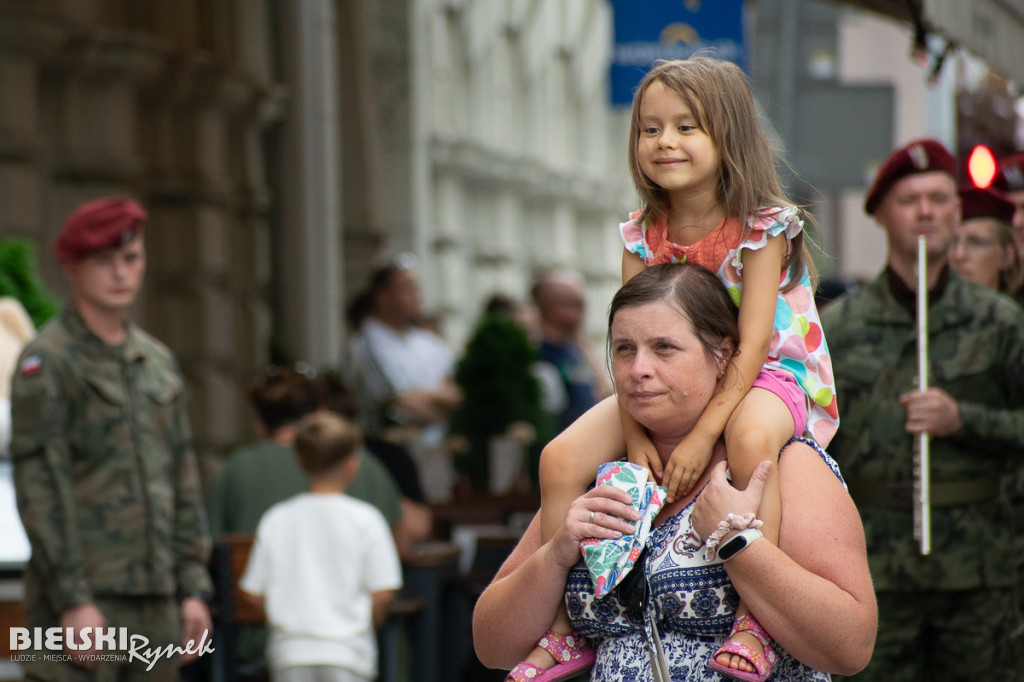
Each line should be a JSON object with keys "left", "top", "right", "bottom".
{"left": 508, "top": 56, "right": 840, "bottom": 682}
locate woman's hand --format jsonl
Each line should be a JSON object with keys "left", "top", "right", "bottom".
{"left": 473, "top": 486, "right": 641, "bottom": 669}
{"left": 549, "top": 484, "right": 641, "bottom": 569}
{"left": 690, "top": 459, "right": 771, "bottom": 540}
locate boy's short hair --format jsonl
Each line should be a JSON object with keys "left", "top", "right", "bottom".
{"left": 294, "top": 411, "right": 362, "bottom": 477}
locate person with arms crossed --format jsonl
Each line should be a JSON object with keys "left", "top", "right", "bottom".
{"left": 344, "top": 257, "right": 462, "bottom": 502}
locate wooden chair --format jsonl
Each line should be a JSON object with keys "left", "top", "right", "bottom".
{"left": 213, "top": 534, "right": 265, "bottom": 625}
{"left": 209, "top": 534, "right": 267, "bottom": 682}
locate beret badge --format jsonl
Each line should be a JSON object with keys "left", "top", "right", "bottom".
{"left": 909, "top": 144, "right": 929, "bottom": 170}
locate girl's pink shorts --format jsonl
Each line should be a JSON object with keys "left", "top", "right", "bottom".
{"left": 751, "top": 367, "right": 809, "bottom": 438}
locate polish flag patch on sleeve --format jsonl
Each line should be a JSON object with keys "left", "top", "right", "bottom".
{"left": 19, "top": 355, "right": 42, "bottom": 377}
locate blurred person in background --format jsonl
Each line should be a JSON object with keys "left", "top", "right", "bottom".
{"left": 822, "top": 140, "right": 1024, "bottom": 680}
{"left": 0, "top": 297, "right": 34, "bottom": 452}
{"left": 993, "top": 151, "right": 1024, "bottom": 248}
{"left": 11, "top": 198, "right": 213, "bottom": 681}
{"left": 992, "top": 153, "right": 1024, "bottom": 303}
{"left": 950, "top": 186, "right": 1022, "bottom": 297}
{"left": 206, "top": 364, "right": 428, "bottom": 674}
{"left": 0, "top": 296, "right": 35, "bottom": 568}
{"left": 531, "top": 268, "right": 611, "bottom": 434}
{"left": 240, "top": 411, "right": 402, "bottom": 682}
{"left": 344, "top": 256, "right": 462, "bottom": 502}
{"left": 314, "top": 371, "right": 433, "bottom": 549}
{"left": 206, "top": 365, "right": 425, "bottom": 557}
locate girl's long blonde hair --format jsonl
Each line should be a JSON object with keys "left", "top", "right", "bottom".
{"left": 627, "top": 57, "right": 817, "bottom": 290}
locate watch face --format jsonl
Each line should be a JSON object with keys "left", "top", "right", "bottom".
{"left": 719, "top": 535, "right": 747, "bottom": 561}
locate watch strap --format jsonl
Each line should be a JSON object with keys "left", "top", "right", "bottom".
{"left": 718, "top": 527, "right": 763, "bottom": 561}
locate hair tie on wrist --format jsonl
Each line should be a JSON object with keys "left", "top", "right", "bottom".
{"left": 704, "top": 512, "right": 763, "bottom": 561}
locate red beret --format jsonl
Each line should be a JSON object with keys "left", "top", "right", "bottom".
{"left": 959, "top": 185, "right": 1016, "bottom": 224}
{"left": 993, "top": 151, "right": 1024, "bottom": 193}
{"left": 864, "top": 139, "right": 956, "bottom": 215}
{"left": 54, "top": 197, "right": 147, "bottom": 263}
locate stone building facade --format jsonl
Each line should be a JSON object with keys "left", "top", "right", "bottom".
{"left": 402, "top": 0, "right": 628, "bottom": 345}
{"left": 0, "top": 0, "right": 287, "bottom": 480}
{"left": 0, "top": 0, "right": 629, "bottom": 479}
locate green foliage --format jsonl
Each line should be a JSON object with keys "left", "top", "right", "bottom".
{"left": 450, "top": 315, "right": 552, "bottom": 490}
{"left": 0, "top": 239, "right": 60, "bottom": 328}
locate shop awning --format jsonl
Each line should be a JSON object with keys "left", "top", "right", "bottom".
{"left": 837, "top": 0, "right": 1024, "bottom": 86}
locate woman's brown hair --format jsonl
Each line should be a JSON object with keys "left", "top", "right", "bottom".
{"left": 608, "top": 262, "right": 740, "bottom": 370}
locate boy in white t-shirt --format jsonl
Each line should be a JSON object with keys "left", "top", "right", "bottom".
{"left": 240, "top": 412, "right": 403, "bottom": 682}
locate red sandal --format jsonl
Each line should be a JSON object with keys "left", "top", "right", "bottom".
{"left": 707, "top": 614, "right": 778, "bottom": 682}
{"left": 504, "top": 630, "right": 596, "bottom": 682}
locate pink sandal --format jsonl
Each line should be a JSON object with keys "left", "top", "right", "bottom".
{"left": 504, "top": 630, "right": 596, "bottom": 682}
{"left": 707, "top": 614, "right": 778, "bottom": 682}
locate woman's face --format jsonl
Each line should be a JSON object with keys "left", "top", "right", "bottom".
{"left": 949, "top": 218, "right": 1011, "bottom": 291}
{"left": 611, "top": 301, "right": 725, "bottom": 440}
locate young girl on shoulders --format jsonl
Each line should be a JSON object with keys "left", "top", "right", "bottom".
{"left": 505, "top": 57, "right": 839, "bottom": 682}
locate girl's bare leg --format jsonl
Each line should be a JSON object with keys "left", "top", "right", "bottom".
{"left": 715, "top": 387, "right": 794, "bottom": 673}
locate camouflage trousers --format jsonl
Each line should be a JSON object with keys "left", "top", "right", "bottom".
{"left": 836, "top": 588, "right": 1024, "bottom": 682}
{"left": 22, "top": 586, "right": 183, "bottom": 682}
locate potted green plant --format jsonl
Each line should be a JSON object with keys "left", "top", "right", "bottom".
{"left": 449, "top": 304, "right": 552, "bottom": 494}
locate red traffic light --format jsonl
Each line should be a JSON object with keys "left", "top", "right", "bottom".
{"left": 967, "top": 145, "right": 997, "bottom": 188}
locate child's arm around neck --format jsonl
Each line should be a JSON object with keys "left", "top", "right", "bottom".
{"left": 622, "top": 249, "right": 646, "bottom": 283}
{"left": 655, "top": 233, "right": 787, "bottom": 499}
{"left": 690, "top": 232, "right": 785, "bottom": 439}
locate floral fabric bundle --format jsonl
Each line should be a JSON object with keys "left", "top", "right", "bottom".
{"left": 580, "top": 461, "right": 666, "bottom": 597}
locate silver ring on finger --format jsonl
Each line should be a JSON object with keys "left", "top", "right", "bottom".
{"left": 589, "top": 510, "right": 595, "bottom": 524}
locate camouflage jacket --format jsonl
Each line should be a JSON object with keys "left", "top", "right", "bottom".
{"left": 821, "top": 270, "right": 1024, "bottom": 592}
{"left": 10, "top": 308, "right": 212, "bottom": 612}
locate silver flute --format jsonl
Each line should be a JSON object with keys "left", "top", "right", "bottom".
{"left": 913, "top": 235, "right": 931, "bottom": 555}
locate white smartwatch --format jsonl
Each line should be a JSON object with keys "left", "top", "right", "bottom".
{"left": 717, "top": 528, "right": 763, "bottom": 561}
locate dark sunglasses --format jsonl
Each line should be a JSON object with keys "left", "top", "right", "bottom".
{"left": 617, "top": 547, "right": 650, "bottom": 611}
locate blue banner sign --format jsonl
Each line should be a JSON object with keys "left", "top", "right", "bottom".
{"left": 612, "top": 0, "right": 746, "bottom": 106}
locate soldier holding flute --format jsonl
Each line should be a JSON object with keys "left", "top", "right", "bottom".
{"left": 821, "top": 139, "right": 1024, "bottom": 681}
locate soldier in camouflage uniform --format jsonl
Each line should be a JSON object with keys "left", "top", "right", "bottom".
{"left": 822, "top": 140, "right": 1024, "bottom": 681}
{"left": 10, "top": 198, "right": 213, "bottom": 682}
